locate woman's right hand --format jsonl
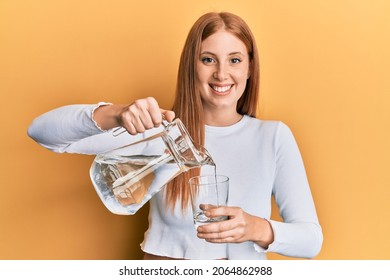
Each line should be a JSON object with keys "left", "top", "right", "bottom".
{"left": 93, "top": 97, "right": 175, "bottom": 135}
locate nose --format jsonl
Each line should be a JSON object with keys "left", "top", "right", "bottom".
{"left": 213, "top": 63, "right": 228, "bottom": 81}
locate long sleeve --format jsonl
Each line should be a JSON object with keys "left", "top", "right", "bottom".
{"left": 27, "top": 103, "right": 144, "bottom": 155}
{"left": 266, "top": 123, "right": 323, "bottom": 258}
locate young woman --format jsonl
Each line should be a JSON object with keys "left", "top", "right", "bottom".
{"left": 28, "top": 12, "right": 323, "bottom": 260}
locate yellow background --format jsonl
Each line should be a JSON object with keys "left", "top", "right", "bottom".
{"left": 1, "top": 0, "right": 389, "bottom": 260}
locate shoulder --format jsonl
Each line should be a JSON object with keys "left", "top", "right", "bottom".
{"left": 244, "top": 115, "right": 289, "bottom": 134}
{"left": 244, "top": 116, "right": 298, "bottom": 146}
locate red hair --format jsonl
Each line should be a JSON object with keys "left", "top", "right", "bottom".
{"left": 165, "top": 12, "right": 260, "bottom": 211}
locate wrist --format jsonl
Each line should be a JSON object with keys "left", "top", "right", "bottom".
{"left": 93, "top": 103, "right": 124, "bottom": 130}
{"left": 253, "top": 217, "right": 274, "bottom": 249}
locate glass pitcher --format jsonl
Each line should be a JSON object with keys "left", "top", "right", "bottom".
{"left": 89, "top": 118, "right": 215, "bottom": 215}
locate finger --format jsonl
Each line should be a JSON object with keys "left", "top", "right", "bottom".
{"left": 160, "top": 109, "right": 175, "bottom": 122}
{"left": 118, "top": 110, "right": 138, "bottom": 135}
{"left": 197, "top": 218, "right": 233, "bottom": 234}
{"left": 144, "top": 97, "right": 164, "bottom": 127}
{"left": 138, "top": 108, "right": 155, "bottom": 130}
{"left": 198, "top": 228, "right": 238, "bottom": 243}
{"left": 127, "top": 99, "right": 154, "bottom": 131}
{"left": 205, "top": 236, "right": 237, "bottom": 243}
{"left": 199, "top": 204, "right": 218, "bottom": 211}
{"left": 203, "top": 206, "right": 232, "bottom": 218}
{"left": 122, "top": 121, "right": 137, "bottom": 136}
{"left": 127, "top": 107, "right": 147, "bottom": 133}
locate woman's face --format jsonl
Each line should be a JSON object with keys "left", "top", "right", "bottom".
{"left": 197, "top": 30, "right": 250, "bottom": 115}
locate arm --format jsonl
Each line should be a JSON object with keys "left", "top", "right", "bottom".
{"left": 265, "top": 122, "right": 323, "bottom": 258}
{"left": 197, "top": 123, "right": 323, "bottom": 258}
{"left": 27, "top": 103, "right": 110, "bottom": 153}
{"left": 27, "top": 97, "right": 175, "bottom": 154}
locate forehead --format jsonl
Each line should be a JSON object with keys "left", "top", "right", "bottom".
{"left": 201, "top": 30, "right": 248, "bottom": 54}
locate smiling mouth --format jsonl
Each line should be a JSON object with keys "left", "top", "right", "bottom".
{"left": 210, "top": 84, "right": 233, "bottom": 94}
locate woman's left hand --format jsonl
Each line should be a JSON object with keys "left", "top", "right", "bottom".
{"left": 196, "top": 206, "right": 274, "bottom": 248}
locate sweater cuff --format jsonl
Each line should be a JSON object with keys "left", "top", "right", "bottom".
{"left": 253, "top": 219, "right": 279, "bottom": 254}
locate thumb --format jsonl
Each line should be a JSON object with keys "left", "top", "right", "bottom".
{"left": 160, "top": 109, "right": 175, "bottom": 122}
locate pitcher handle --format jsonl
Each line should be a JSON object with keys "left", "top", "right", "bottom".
{"left": 112, "top": 114, "right": 169, "bottom": 137}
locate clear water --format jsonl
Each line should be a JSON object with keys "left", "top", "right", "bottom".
{"left": 96, "top": 154, "right": 173, "bottom": 205}
{"left": 193, "top": 211, "right": 228, "bottom": 228}
{"left": 90, "top": 152, "right": 215, "bottom": 215}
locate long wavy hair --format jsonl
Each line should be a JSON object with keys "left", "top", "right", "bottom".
{"left": 165, "top": 12, "right": 260, "bottom": 212}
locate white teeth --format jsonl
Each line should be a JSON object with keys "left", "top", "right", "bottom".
{"left": 211, "top": 85, "right": 232, "bottom": 93}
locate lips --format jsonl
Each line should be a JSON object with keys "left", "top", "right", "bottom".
{"left": 210, "top": 84, "right": 233, "bottom": 95}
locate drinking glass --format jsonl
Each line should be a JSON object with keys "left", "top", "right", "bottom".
{"left": 189, "top": 175, "right": 229, "bottom": 228}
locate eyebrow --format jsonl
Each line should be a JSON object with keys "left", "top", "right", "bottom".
{"left": 200, "top": 51, "right": 245, "bottom": 56}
